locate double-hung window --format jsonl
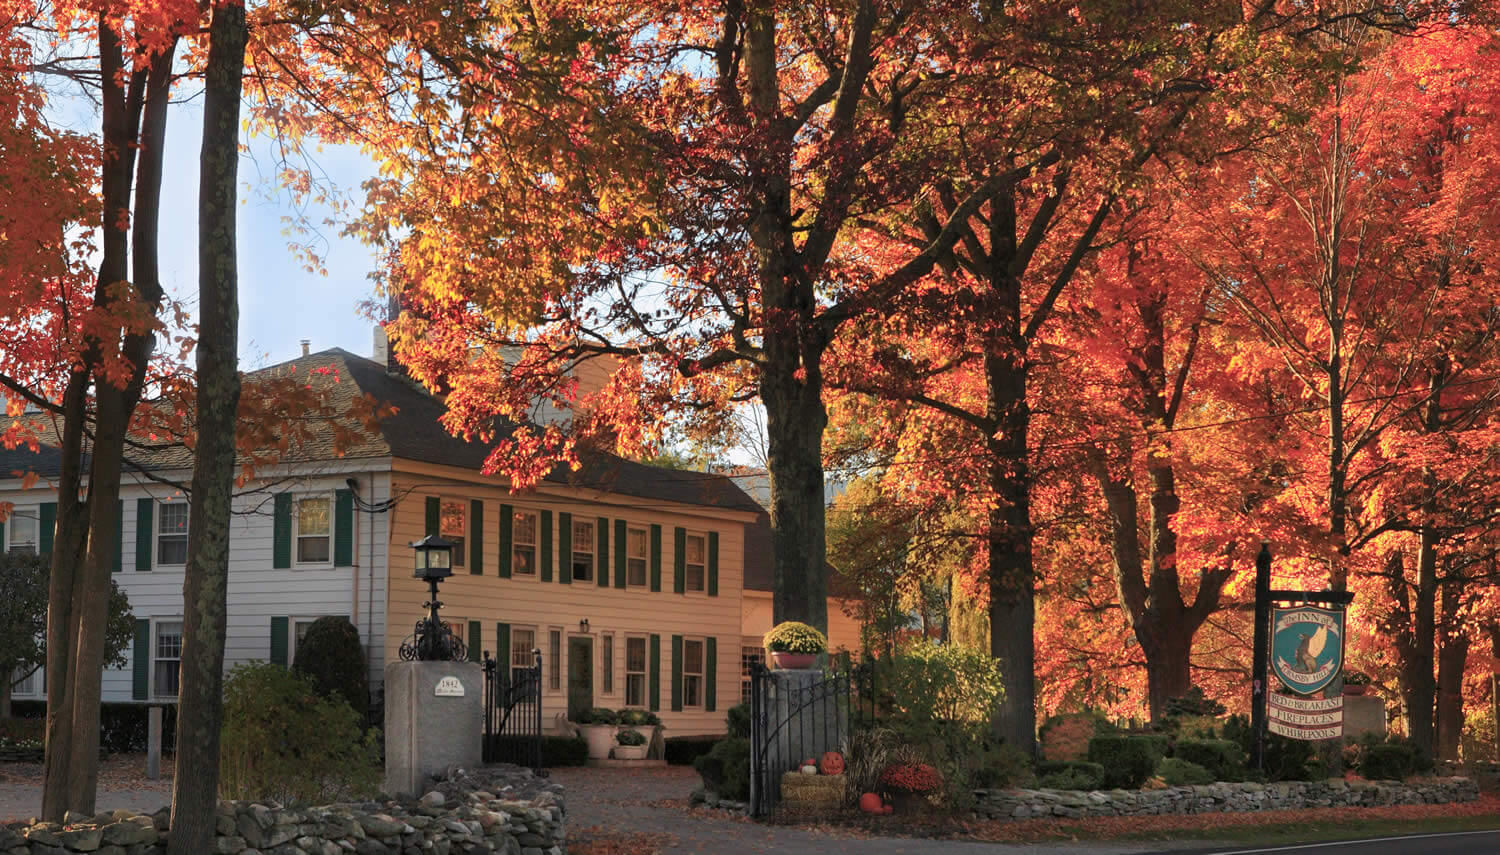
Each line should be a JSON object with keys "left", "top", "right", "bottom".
{"left": 684, "top": 533, "right": 706, "bottom": 592}
{"left": 154, "top": 620, "right": 183, "bottom": 698}
{"left": 571, "top": 519, "right": 594, "bottom": 582}
{"left": 7, "top": 511, "right": 37, "bottom": 554}
{"left": 625, "top": 636, "right": 647, "bottom": 707}
{"left": 441, "top": 500, "right": 466, "bottom": 568}
{"left": 157, "top": 503, "right": 188, "bottom": 566}
{"left": 513, "top": 510, "right": 538, "bottom": 575}
{"left": 682, "top": 638, "right": 705, "bottom": 708}
{"left": 296, "top": 496, "right": 331, "bottom": 564}
{"left": 511, "top": 627, "right": 536, "bottom": 682}
{"left": 626, "top": 527, "right": 647, "bottom": 587}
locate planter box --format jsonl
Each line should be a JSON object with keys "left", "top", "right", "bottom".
{"left": 579, "top": 724, "right": 618, "bottom": 760}
{"left": 613, "top": 743, "right": 649, "bottom": 760}
{"left": 770, "top": 651, "right": 818, "bottom": 670}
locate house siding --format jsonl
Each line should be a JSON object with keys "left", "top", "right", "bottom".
{"left": 387, "top": 473, "right": 748, "bottom": 736}
{"left": 741, "top": 590, "right": 864, "bottom": 656}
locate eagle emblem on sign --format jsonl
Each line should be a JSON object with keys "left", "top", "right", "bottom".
{"left": 1271, "top": 606, "right": 1345, "bottom": 695}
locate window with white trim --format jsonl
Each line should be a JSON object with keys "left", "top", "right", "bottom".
{"left": 685, "top": 533, "right": 706, "bottom": 592}
{"left": 154, "top": 620, "right": 183, "bottom": 698}
{"left": 441, "top": 500, "right": 466, "bottom": 567}
{"left": 626, "top": 527, "right": 647, "bottom": 587}
{"left": 513, "top": 510, "right": 538, "bottom": 575}
{"left": 7, "top": 510, "right": 37, "bottom": 554}
{"left": 11, "top": 665, "right": 42, "bottom": 697}
{"left": 295, "top": 497, "right": 331, "bottom": 564}
{"left": 290, "top": 616, "right": 335, "bottom": 661}
{"left": 682, "top": 638, "right": 704, "bottom": 708}
{"left": 571, "top": 519, "right": 594, "bottom": 582}
{"left": 157, "top": 503, "right": 188, "bottom": 566}
{"left": 549, "top": 628, "right": 562, "bottom": 691}
{"left": 625, "top": 636, "right": 647, "bottom": 707}
{"left": 602, "top": 634, "right": 614, "bottom": 695}
{"left": 511, "top": 627, "right": 536, "bottom": 682}
{"left": 741, "top": 645, "right": 764, "bottom": 706}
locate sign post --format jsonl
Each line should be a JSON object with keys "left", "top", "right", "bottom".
{"left": 1250, "top": 543, "right": 1271, "bottom": 774}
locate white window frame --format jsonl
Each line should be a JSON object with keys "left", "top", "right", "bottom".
{"left": 441, "top": 499, "right": 466, "bottom": 568}
{"left": 626, "top": 526, "right": 648, "bottom": 588}
{"left": 601, "top": 633, "right": 615, "bottom": 696}
{"left": 624, "top": 635, "right": 648, "bottom": 708}
{"left": 294, "top": 494, "right": 334, "bottom": 568}
{"left": 6, "top": 507, "right": 39, "bottom": 554}
{"left": 511, "top": 626, "right": 537, "bottom": 681}
{"left": 684, "top": 531, "right": 707, "bottom": 593}
{"left": 156, "top": 501, "right": 189, "bottom": 567}
{"left": 290, "top": 615, "right": 336, "bottom": 661}
{"left": 571, "top": 519, "right": 594, "bottom": 582}
{"left": 512, "top": 509, "right": 538, "bottom": 576}
{"left": 741, "top": 644, "right": 764, "bottom": 706}
{"left": 153, "top": 618, "right": 184, "bottom": 700}
{"left": 681, "top": 637, "right": 705, "bottom": 709}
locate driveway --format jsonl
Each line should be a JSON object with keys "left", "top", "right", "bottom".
{"left": 1190, "top": 830, "right": 1500, "bottom": 854}
{"left": 0, "top": 757, "right": 173, "bottom": 822}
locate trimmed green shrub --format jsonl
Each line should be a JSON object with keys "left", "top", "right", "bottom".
{"left": 1222, "top": 714, "right": 1316, "bottom": 782}
{"left": 727, "top": 703, "right": 751, "bottom": 739}
{"left": 1360, "top": 742, "right": 1419, "bottom": 781}
{"left": 219, "top": 663, "right": 380, "bottom": 804}
{"left": 694, "top": 737, "right": 750, "bottom": 801}
{"left": 1173, "top": 739, "right": 1244, "bottom": 782}
{"left": 616, "top": 728, "right": 647, "bottom": 746}
{"left": 542, "top": 736, "right": 589, "bottom": 767}
{"left": 1086, "top": 735, "right": 1163, "bottom": 790}
{"left": 972, "top": 744, "right": 1036, "bottom": 789}
{"left": 575, "top": 707, "right": 619, "bottom": 725}
{"left": 292, "top": 616, "right": 368, "bottom": 712}
{"left": 1036, "top": 761, "right": 1105, "bottom": 791}
{"left": 1158, "top": 757, "right": 1214, "bottom": 786}
{"left": 665, "top": 736, "right": 720, "bottom": 766}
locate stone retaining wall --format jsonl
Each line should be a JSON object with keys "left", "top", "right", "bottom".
{"left": 0, "top": 765, "right": 565, "bottom": 855}
{"left": 973, "top": 776, "right": 1479, "bottom": 821}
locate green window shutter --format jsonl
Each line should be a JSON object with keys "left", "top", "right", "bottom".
{"left": 596, "top": 517, "right": 609, "bottom": 587}
{"left": 468, "top": 621, "right": 481, "bottom": 662}
{"left": 649, "top": 524, "right": 662, "bottom": 592}
{"left": 39, "top": 502, "right": 55, "bottom": 555}
{"left": 136, "top": 498, "right": 155, "bottom": 571}
{"left": 673, "top": 527, "right": 686, "bottom": 594}
{"left": 498, "top": 504, "right": 514, "bottom": 578}
{"left": 469, "top": 500, "right": 484, "bottom": 575}
{"left": 132, "top": 619, "right": 150, "bottom": 700}
{"left": 706, "top": 637, "right": 717, "bottom": 712}
{"left": 540, "top": 511, "right": 553, "bottom": 582}
{"left": 649, "top": 633, "right": 661, "bottom": 712}
{"left": 425, "top": 496, "right": 440, "bottom": 536}
{"left": 272, "top": 494, "right": 292, "bottom": 569}
{"left": 613, "top": 519, "right": 626, "bottom": 589}
{"left": 707, "top": 531, "right": 719, "bottom": 597}
{"left": 671, "top": 634, "right": 684, "bottom": 712}
{"left": 496, "top": 622, "right": 511, "bottom": 671}
{"left": 334, "top": 489, "right": 355, "bottom": 567}
{"left": 0, "top": 519, "right": 5, "bottom": 553}
{"left": 270, "top": 617, "right": 289, "bottom": 667}
{"left": 558, "top": 512, "right": 572, "bottom": 585}
{"left": 112, "top": 500, "right": 123, "bottom": 573}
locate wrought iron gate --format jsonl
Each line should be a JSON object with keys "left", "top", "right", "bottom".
{"left": 748, "top": 658, "right": 875, "bottom": 817}
{"left": 482, "top": 649, "right": 543, "bottom": 771}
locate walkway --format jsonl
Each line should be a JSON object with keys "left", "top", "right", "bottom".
{"left": 551, "top": 765, "right": 1172, "bottom": 855}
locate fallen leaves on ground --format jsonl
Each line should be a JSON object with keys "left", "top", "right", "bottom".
{"left": 785, "top": 793, "right": 1500, "bottom": 843}
{"left": 570, "top": 825, "right": 677, "bottom": 855}
{"left": 0, "top": 755, "right": 173, "bottom": 792}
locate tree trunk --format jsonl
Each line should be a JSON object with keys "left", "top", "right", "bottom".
{"left": 986, "top": 347, "right": 1035, "bottom": 755}
{"left": 1490, "top": 625, "right": 1500, "bottom": 762}
{"left": 764, "top": 373, "right": 829, "bottom": 633}
{"left": 168, "top": 7, "right": 246, "bottom": 848}
{"left": 1434, "top": 574, "right": 1469, "bottom": 763}
{"left": 1402, "top": 529, "right": 1438, "bottom": 754}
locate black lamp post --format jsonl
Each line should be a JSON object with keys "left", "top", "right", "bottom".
{"left": 398, "top": 534, "right": 467, "bottom": 661}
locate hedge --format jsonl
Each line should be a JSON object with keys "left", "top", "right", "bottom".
{"left": 665, "top": 736, "right": 721, "bottom": 766}
{"left": 1172, "top": 738, "right": 1245, "bottom": 782}
{"left": 10, "top": 700, "right": 176, "bottom": 755}
{"left": 1036, "top": 760, "right": 1105, "bottom": 790}
{"left": 1086, "top": 735, "right": 1163, "bottom": 790}
{"left": 543, "top": 736, "right": 589, "bottom": 767}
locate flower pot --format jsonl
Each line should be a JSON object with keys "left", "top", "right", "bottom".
{"left": 613, "top": 743, "right": 649, "bottom": 760}
{"left": 770, "top": 651, "right": 818, "bottom": 670}
{"left": 580, "top": 724, "right": 618, "bottom": 759}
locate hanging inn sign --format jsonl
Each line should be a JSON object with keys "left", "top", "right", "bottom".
{"left": 1249, "top": 544, "right": 1355, "bottom": 770}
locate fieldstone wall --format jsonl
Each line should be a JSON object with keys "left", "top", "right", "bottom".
{"left": 0, "top": 765, "right": 565, "bottom": 855}
{"left": 973, "top": 776, "right": 1479, "bottom": 821}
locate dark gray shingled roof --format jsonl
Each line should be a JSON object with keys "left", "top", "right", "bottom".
{"left": 0, "top": 348, "right": 762, "bottom": 515}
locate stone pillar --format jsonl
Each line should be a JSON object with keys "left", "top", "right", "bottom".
{"left": 770, "top": 669, "right": 846, "bottom": 774}
{"left": 385, "top": 661, "right": 484, "bottom": 796}
{"left": 1343, "top": 693, "right": 1386, "bottom": 741}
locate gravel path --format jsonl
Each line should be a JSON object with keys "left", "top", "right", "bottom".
{"left": 550, "top": 766, "right": 1171, "bottom": 855}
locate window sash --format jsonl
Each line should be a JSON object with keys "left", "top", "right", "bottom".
{"left": 625, "top": 674, "right": 646, "bottom": 707}
{"left": 154, "top": 621, "right": 183, "bottom": 698}
{"left": 513, "top": 511, "right": 538, "bottom": 575}
{"left": 511, "top": 629, "right": 535, "bottom": 669}
{"left": 624, "top": 637, "right": 647, "bottom": 707}
{"left": 572, "top": 521, "right": 593, "bottom": 581}
{"left": 626, "top": 527, "right": 647, "bottom": 586}
{"left": 157, "top": 504, "right": 188, "bottom": 566}
{"left": 8, "top": 513, "right": 38, "bottom": 553}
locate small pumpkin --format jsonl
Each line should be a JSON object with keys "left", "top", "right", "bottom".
{"left": 882, "top": 804, "right": 894, "bottom": 815}
{"left": 819, "top": 750, "right": 845, "bottom": 775}
{"left": 858, "top": 792, "right": 884, "bottom": 814}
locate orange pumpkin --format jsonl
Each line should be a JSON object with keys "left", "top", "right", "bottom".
{"left": 858, "top": 792, "right": 884, "bottom": 814}
{"left": 882, "top": 804, "right": 894, "bottom": 815}
{"left": 819, "top": 751, "right": 845, "bottom": 775}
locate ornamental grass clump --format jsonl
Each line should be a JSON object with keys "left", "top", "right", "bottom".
{"left": 763, "top": 621, "right": 827, "bottom": 654}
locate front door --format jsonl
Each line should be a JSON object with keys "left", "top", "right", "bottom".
{"left": 568, "top": 637, "right": 593, "bottom": 720}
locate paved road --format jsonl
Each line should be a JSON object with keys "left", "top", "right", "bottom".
{"left": 1180, "top": 830, "right": 1500, "bottom": 855}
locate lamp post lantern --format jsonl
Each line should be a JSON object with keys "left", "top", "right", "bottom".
{"left": 399, "top": 534, "right": 467, "bottom": 661}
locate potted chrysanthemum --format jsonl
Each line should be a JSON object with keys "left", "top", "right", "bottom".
{"left": 574, "top": 707, "right": 620, "bottom": 760}
{"left": 763, "top": 621, "right": 827, "bottom": 670}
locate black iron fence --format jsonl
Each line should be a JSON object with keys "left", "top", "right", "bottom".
{"left": 482, "top": 649, "right": 543, "bottom": 771}
{"left": 748, "top": 657, "right": 876, "bottom": 817}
